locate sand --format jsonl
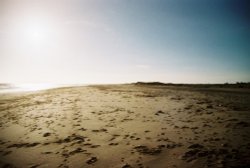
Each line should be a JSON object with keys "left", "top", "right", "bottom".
{"left": 0, "top": 84, "right": 250, "bottom": 168}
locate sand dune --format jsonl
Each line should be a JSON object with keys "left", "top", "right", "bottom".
{"left": 0, "top": 84, "right": 250, "bottom": 168}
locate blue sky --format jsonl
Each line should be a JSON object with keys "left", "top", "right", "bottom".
{"left": 0, "top": 0, "right": 249, "bottom": 84}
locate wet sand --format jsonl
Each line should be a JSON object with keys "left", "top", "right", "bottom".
{"left": 0, "top": 84, "right": 250, "bottom": 168}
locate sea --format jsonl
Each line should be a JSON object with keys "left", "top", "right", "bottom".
{"left": 0, "top": 83, "right": 83, "bottom": 93}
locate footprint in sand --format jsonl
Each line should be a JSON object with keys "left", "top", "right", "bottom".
{"left": 109, "top": 143, "right": 119, "bottom": 146}
{"left": 86, "top": 157, "right": 98, "bottom": 164}
{"left": 43, "top": 132, "right": 51, "bottom": 137}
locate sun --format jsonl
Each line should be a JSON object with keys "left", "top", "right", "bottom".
{"left": 31, "top": 30, "right": 45, "bottom": 41}
{"left": 26, "top": 25, "right": 47, "bottom": 42}
{"left": 17, "top": 18, "right": 51, "bottom": 44}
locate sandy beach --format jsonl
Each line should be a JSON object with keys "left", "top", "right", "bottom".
{"left": 0, "top": 84, "right": 250, "bottom": 168}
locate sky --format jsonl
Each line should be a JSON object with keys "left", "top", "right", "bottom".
{"left": 0, "top": 0, "right": 249, "bottom": 84}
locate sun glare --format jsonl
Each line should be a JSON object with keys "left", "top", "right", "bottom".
{"left": 26, "top": 25, "right": 47, "bottom": 42}
{"left": 13, "top": 16, "right": 53, "bottom": 45}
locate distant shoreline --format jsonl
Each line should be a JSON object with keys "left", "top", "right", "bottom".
{"left": 133, "top": 82, "right": 250, "bottom": 89}
{"left": 0, "top": 82, "right": 250, "bottom": 94}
